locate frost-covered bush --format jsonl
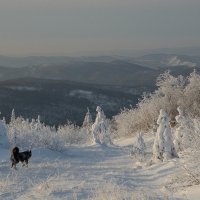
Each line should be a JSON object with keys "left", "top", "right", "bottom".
{"left": 57, "top": 122, "right": 92, "bottom": 145}
{"left": 190, "top": 117, "right": 200, "bottom": 151}
{"left": 115, "top": 70, "right": 200, "bottom": 137}
{"left": 7, "top": 114, "right": 64, "bottom": 151}
{"left": 6, "top": 111, "right": 92, "bottom": 151}
{"left": 180, "top": 117, "right": 200, "bottom": 186}
{"left": 167, "top": 118, "right": 200, "bottom": 190}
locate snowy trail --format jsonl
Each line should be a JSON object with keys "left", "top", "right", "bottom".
{"left": 0, "top": 143, "right": 179, "bottom": 200}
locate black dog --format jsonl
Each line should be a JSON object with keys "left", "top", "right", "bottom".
{"left": 10, "top": 147, "right": 32, "bottom": 169}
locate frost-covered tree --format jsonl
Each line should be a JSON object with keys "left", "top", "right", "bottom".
{"left": 82, "top": 108, "right": 93, "bottom": 144}
{"left": 131, "top": 132, "right": 146, "bottom": 161}
{"left": 114, "top": 71, "right": 186, "bottom": 137}
{"left": 181, "top": 70, "right": 200, "bottom": 117}
{"left": 91, "top": 106, "right": 111, "bottom": 145}
{"left": 0, "top": 117, "right": 9, "bottom": 148}
{"left": 152, "top": 109, "right": 166, "bottom": 161}
{"left": 7, "top": 109, "right": 19, "bottom": 146}
{"left": 82, "top": 108, "right": 93, "bottom": 127}
{"left": 156, "top": 71, "right": 185, "bottom": 114}
{"left": 174, "top": 107, "right": 192, "bottom": 152}
{"left": 153, "top": 109, "right": 177, "bottom": 162}
{"left": 163, "top": 123, "right": 178, "bottom": 161}
{"left": 0, "top": 117, "right": 6, "bottom": 136}
{"left": 37, "top": 115, "right": 41, "bottom": 123}
{"left": 10, "top": 109, "right": 16, "bottom": 124}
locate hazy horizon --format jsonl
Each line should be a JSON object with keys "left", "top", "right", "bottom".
{"left": 0, "top": 0, "right": 199, "bottom": 56}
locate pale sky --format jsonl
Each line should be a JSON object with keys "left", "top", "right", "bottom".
{"left": 0, "top": 0, "right": 199, "bottom": 56}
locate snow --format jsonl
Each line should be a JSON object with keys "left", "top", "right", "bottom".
{"left": 0, "top": 121, "right": 200, "bottom": 199}
{"left": 179, "top": 185, "right": 200, "bottom": 200}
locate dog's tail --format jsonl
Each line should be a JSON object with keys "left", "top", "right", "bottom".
{"left": 11, "top": 146, "right": 19, "bottom": 162}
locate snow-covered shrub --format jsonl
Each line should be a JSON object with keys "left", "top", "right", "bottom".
{"left": 91, "top": 106, "right": 111, "bottom": 145}
{"left": 152, "top": 109, "right": 177, "bottom": 162}
{"left": 192, "top": 118, "right": 200, "bottom": 150}
{"left": 179, "top": 117, "right": 200, "bottom": 187}
{"left": 6, "top": 111, "right": 93, "bottom": 151}
{"left": 6, "top": 114, "right": 64, "bottom": 151}
{"left": 167, "top": 117, "right": 200, "bottom": 190}
{"left": 131, "top": 132, "right": 146, "bottom": 162}
{"left": 57, "top": 122, "right": 92, "bottom": 145}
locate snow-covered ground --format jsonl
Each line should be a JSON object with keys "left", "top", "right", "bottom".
{"left": 1, "top": 131, "right": 200, "bottom": 200}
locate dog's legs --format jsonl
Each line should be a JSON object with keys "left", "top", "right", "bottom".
{"left": 22, "top": 160, "right": 28, "bottom": 167}
{"left": 25, "top": 160, "right": 28, "bottom": 167}
{"left": 22, "top": 162, "right": 26, "bottom": 167}
{"left": 11, "top": 163, "right": 17, "bottom": 170}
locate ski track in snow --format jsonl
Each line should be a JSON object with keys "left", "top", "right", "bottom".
{"left": 0, "top": 142, "right": 181, "bottom": 200}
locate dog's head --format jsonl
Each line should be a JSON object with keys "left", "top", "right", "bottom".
{"left": 12, "top": 146, "right": 19, "bottom": 154}
{"left": 28, "top": 150, "right": 32, "bottom": 158}
{"left": 22, "top": 150, "right": 32, "bottom": 159}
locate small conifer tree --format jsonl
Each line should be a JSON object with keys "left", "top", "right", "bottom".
{"left": 91, "top": 106, "right": 111, "bottom": 145}
{"left": 131, "top": 132, "right": 146, "bottom": 162}
{"left": 153, "top": 109, "right": 177, "bottom": 162}
{"left": 174, "top": 107, "right": 192, "bottom": 152}
{"left": 82, "top": 108, "right": 93, "bottom": 127}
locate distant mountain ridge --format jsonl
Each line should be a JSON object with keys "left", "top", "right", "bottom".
{"left": 134, "top": 54, "right": 200, "bottom": 69}
{"left": 110, "top": 47, "right": 200, "bottom": 57}
{"left": 0, "top": 55, "right": 125, "bottom": 68}
{"left": 0, "top": 59, "right": 158, "bottom": 86}
{"left": 0, "top": 54, "right": 199, "bottom": 86}
{"left": 0, "top": 54, "right": 199, "bottom": 125}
